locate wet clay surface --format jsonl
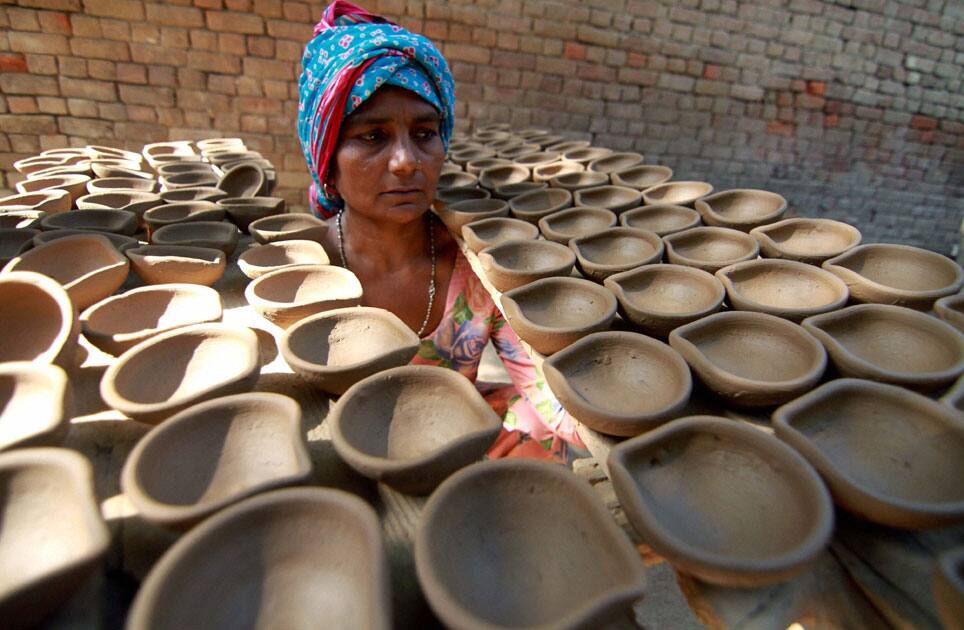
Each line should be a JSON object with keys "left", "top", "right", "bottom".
{"left": 538, "top": 206, "right": 617, "bottom": 243}
{"left": 435, "top": 198, "right": 509, "bottom": 233}
{"left": 570, "top": 226, "right": 664, "bottom": 282}
{"left": 460, "top": 217, "right": 539, "bottom": 253}
{"left": 248, "top": 213, "right": 328, "bottom": 245}
{"left": 151, "top": 221, "right": 240, "bottom": 255}
{"left": 478, "top": 238, "right": 576, "bottom": 292}
{"left": 695, "top": 189, "right": 787, "bottom": 231}
{"left": 574, "top": 185, "right": 643, "bottom": 214}
{"left": 0, "top": 271, "right": 77, "bottom": 366}
{"left": 717, "top": 258, "right": 850, "bottom": 321}
{"left": 508, "top": 188, "right": 572, "bottom": 223}
{"left": 620, "top": 204, "right": 701, "bottom": 236}
{"left": 126, "top": 245, "right": 226, "bottom": 286}
{"left": 610, "top": 164, "right": 673, "bottom": 190}
{"left": 642, "top": 180, "right": 713, "bottom": 207}
{"left": 237, "top": 239, "right": 329, "bottom": 279}
{"left": 664, "top": 226, "right": 760, "bottom": 273}
{"left": 0, "top": 363, "right": 69, "bottom": 451}
{"left": 245, "top": 264, "right": 363, "bottom": 329}
{"left": 751, "top": 218, "right": 861, "bottom": 264}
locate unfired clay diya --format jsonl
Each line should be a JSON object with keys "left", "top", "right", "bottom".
{"left": 151, "top": 221, "right": 240, "bottom": 255}
{"left": 716, "top": 258, "right": 850, "bottom": 322}
{"left": 437, "top": 171, "right": 478, "bottom": 189}
{"left": 143, "top": 201, "right": 225, "bottom": 232}
{"left": 159, "top": 186, "right": 227, "bottom": 203}
{"left": 0, "top": 211, "right": 44, "bottom": 230}
{"left": 750, "top": 217, "right": 861, "bottom": 264}
{"left": 126, "top": 245, "right": 226, "bottom": 286}
{"left": 35, "top": 230, "right": 135, "bottom": 254}
{"left": 330, "top": 365, "right": 502, "bottom": 494}
{"left": 642, "top": 180, "right": 714, "bottom": 207}
{"left": 80, "top": 284, "right": 223, "bottom": 356}
{"left": 281, "top": 306, "right": 419, "bottom": 395}
{"left": 501, "top": 276, "right": 618, "bottom": 355}
{"left": 664, "top": 226, "right": 760, "bottom": 273}
{"left": 495, "top": 181, "right": 547, "bottom": 200}
{"left": 121, "top": 393, "right": 311, "bottom": 530}
{"left": 434, "top": 186, "right": 490, "bottom": 209}
{"left": 85, "top": 177, "right": 156, "bottom": 194}
{"left": 546, "top": 139, "right": 591, "bottom": 153}
{"left": 498, "top": 143, "right": 540, "bottom": 159}
{"left": 465, "top": 157, "right": 511, "bottom": 176}
{"left": 248, "top": 213, "right": 328, "bottom": 245}
{"left": 549, "top": 170, "right": 609, "bottom": 192}
{"left": 0, "top": 271, "right": 77, "bottom": 368}
{"left": 0, "top": 363, "right": 70, "bottom": 451}
{"left": 415, "top": 459, "right": 646, "bottom": 628}
{"left": 100, "top": 323, "right": 260, "bottom": 424}
{"left": 238, "top": 239, "right": 330, "bottom": 280}
{"left": 218, "top": 197, "right": 285, "bottom": 232}
{"left": 161, "top": 171, "right": 219, "bottom": 190}
{"left": 773, "top": 379, "right": 964, "bottom": 529}
{"left": 544, "top": 331, "right": 692, "bottom": 436}
{"left": 0, "top": 448, "right": 109, "bottom": 629}
{"left": 608, "top": 416, "right": 834, "bottom": 586}
{"left": 77, "top": 191, "right": 162, "bottom": 225}
{"left": 822, "top": 243, "right": 964, "bottom": 311}
{"left": 478, "top": 164, "right": 530, "bottom": 190}
{"left": 934, "top": 547, "right": 964, "bottom": 630}
{"left": 620, "top": 204, "right": 701, "bottom": 236}
{"left": 574, "top": 185, "right": 643, "bottom": 214}
{"left": 695, "top": 189, "right": 788, "bottom": 232}
{"left": 610, "top": 164, "right": 673, "bottom": 190}
{"left": 587, "top": 151, "right": 644, "bottom": 174}
{"left": 569, "top": 226, "right": 664, "bottom": 282}
{"left": 508, "top": 188, "right": 572, "bottom": 223}
{"left": 802, "top": 304, "right": 964, "bottom": 392}
{"left": 435, "top": 198, "right": 509, "bottom": 233}
{"left": 126, "top": 488, "right": 390, "bottom": 630}
{"left": 563, "top": 146, "right": 613, "bottom": 165}
{"left": 513, "top": 151, "right": 561, "bottom": 169}
{"left": 935, "top": 294, "right": 964, "bottom": 333}
{"left": 40, "top": 208, "right": 139, "bottom": 236}
{"left": 531, "top": 159, "right": 584, "bottom": 183}
{"left": 0, "top": 228, "right": 37, "bottom": 266}
{"left": 0, "top": 190, "right": 70, "bottom": 215}
{"left": 669, "top": 311, "right": 827, "bottom": 407}
{"left": 16, "top": 174, "right": 91, "bottom": 205}
{"left": 478, "top": 238, "right": 576, "bottom": 292}
{"left": 603, "top": 264, "right": 725, "bottom": 338}
{"left": 538, "top": 206, "right": 617, "bottom": 244}
{"left": 4, "top": 233, "right": 130, "bottom": 311}
{"left": 460, "top": 217, "right": 539, "bottom": 253}
{"left": 245, "top": 264, "right": 363, "bottom": 329}
{"left": 216, "top": 163, "right": 265, "bottom": 198}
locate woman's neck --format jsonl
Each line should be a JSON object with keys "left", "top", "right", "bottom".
{"left": 340, "top": 208, "right": 430, "bottom": 273}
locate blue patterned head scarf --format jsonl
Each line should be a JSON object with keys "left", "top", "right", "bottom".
{"left": 297, "top": 1, "right": 456, "bottom": 217}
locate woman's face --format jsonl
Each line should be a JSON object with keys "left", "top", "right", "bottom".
{"left": 330, "top": 85, "right": 445, "bottom": 224}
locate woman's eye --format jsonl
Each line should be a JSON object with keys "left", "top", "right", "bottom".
{"left": 359, "top": 130, "right": 385, "bottom": 143}
{"left": 415, "top": 128, "right": 438, "bottom": 141}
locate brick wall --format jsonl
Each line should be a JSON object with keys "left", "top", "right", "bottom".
{"left": 1, "top": 0, "right": 961, "bottom": 253}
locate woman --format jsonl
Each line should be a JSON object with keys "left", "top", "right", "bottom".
{"left": 298, "top": 1, "right": 584, "bottom": 461}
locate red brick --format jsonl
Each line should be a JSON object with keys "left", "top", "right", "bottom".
{"left": 766, "top": 120, "right": 795, "bottom": 137}
{"left": 790, "top": 79, "right": 806, "bottom": 92}
{"left": 146, "top": 4, "right": 204, "bottom": 28}
{"left": 206, "top": 10, "right": 264, "bottom": 34}
{"left": 58, "top": 56, "right": 88, "bottom": 77}
{"left": 188, "top": 50, "right": 242, "bottom": 73}
{"left": 116, "top": 63, "right": 147, "bottom": 84}
{"left": 207, "top": 74, "right": 237, "bottom": 94}
{"left": 101, "top": 19, "right": 132, "bottom": 41}
{"left": 71, "top": 37, "right": 130, "bottom": 61}
{"left": 25, "top": 54, "right": 58, "bottom": 75}
{"left": 910, "top": 115, "right": 937, "bottom": 130}
{"left": 190, "top": 29, "right": 217, "bottom": 50}
{"left": 777, "top": 92, "right": 792, "bottom": 107}
{"left": 265, "top": 19, "right": 312, "bottom": 40}
{"left": 38, "top": 11, "right": 72, "bottom": 35}
{"left": 807, "top": 80, "right": 826, "bottom": 97}
{"left": 0, "top": 74, "right": 59, "bottom": 96}
{"left": 131, "top": 44, "right": 188, "bottom": 66}
{"left": 195, "top": 0, "right": 223, "bottom": 8}
{"left": 564, "top": 42, "right": 586, "bottom": 60}
{"left": 148, "top": 65, "right": 177, "bottom": 87}
{"left": 126, "top": 105, "right": 157, "bottom": 122}
{"left": 87, "top": 59, "right": 116, "bottom": 81}
{"left": 98, "top": 102, "right": 127, "bottom": 121}
{"left": 253, "top": 0, "right": 282, "bottom": 18}
{"left": 6, "top": 8, "right": 41, "bottom": 31}
{"left": 824, "top": 114, "right": 839, "bottom": 127}
{"left": 225, "top": 0, "right": 252, "bottom": 10}
{"left": 627, "top": 52, "right": 647, "bottom": 68}
{"left": 243, "top": 57, "right": 294, "bottom": 80}
{"left": 0, "top": 114, "right": 58, "bottom": 135}
{"left": 36, "top": 96, "right": 68, "bottom": 115}
{"left": 83, "top": 0, "right": 144, "bottom": 19}
{"left": 8, "top": 97, "right": 39, "bottom": 115}
{"left": 120, "top": 84, "right": 174, "bottom": 107}
{"left": 218, "top": 33, "right": 247, "bottom": 55}
{"left": 160, "top": 27, "right": 189, "bottom": 49}
{"left": 275, "top": 39, "right": 302, "bottom": 61}
{"left": 19, "top": 0, "right": 82, "bottom": 10}
{"left": 703, "top": 64, "right": 718, "bottom": 80}
{"left": 8, "top": 32, "right": 69, "bottom": 55}
{"left": 70, "top": 15, "right": 101, "bottom": 37}
{"left": 0, "top": 54, "right": 29, "bottom": 73}
{"left": 236, "top": 96, "right": 282, "bottom": 115}
{"left": 795, "top": 93, "right": 825, "bottom": 109}
{"left": 241, "top": 114, "right": 267, "bottom": 133}
{"left": 59, "top": 77, "right": 117, "bottom": 102}
{"left": 282, "top": 1, "right": 311, "bottom": 22}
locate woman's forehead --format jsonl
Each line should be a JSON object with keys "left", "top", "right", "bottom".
{"left": 346, "top": 86, "right": 440, "bottom": 126}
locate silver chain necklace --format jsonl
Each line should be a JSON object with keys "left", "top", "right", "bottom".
{"left": 336, "top": 210, "right": 437, "bottom": 337}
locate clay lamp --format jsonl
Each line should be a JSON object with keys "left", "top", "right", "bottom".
{"left": 151, "top": 220, "right": 240, "bottom": 255}
{"left": 161, "top": 171, "right": 219, "bottom": 190}
{"left": 608, "top": 416, "right": 834, "bottom": 586}
{"left": 493, "top": 181, "right": 547, "bottom": 201}
{"left": 943, "top": 376, "right": 964, "bottom": 412}
{"left": 238, "top": 240, "right": 330, "bottom": 280}
{"left": 77, "top": 191, "right": 163, "bottom": 227}
{"left": 0, "top": 228, "right": 38, "bottom": 266}
{"left": 85, "top": 177, "right": 156, "bottom": 194}
{"left": 587, "top": 151, "right": 645, "bottom": 175}
{"left": 16, "top": 174, "right": 91, "bottom": 205}
{"left": 0, "top": 363, "right": 70, "bottom": 451}
{"left": 696, "top": 189, "right": 788, "bottom": 232}
{"left": 508, "top": 188, "right": 572, "bottom": 223}
{"left": 87, "top": 145, "right": 143, "bottom": 163}
{"left": 936, "top": 294, "right": 964, "bottom": 333}
{"left": 512, "top": 151, "right": 561, "bottom": 169}
{"left": 90, "top": 163, "right": 151, "bottom": 180}
{"left": 546, "top": 139, "right": 591, "bottom": 153}
{"left": 716, "top": 258, "right": 850, "bottom": 322}
{"left": 100, "top": 323, "right": 259, "bottom": 424}
{"left": 822, "top": 243, "right": 964, "bottom": 311}
{"left": 416, "top": 458, "right": 646, "bottom": 627}
{"left": 934, "top": 547, "right": 964, "bottom": 629}
{"left": 0, "top": 271, "right": 78, "bottom": 367}
{"left": 669, "top": 311, "right": 827, "bottom": 407}
{"left": 446, "top": 140, "right": 482, "bottom": 153}
{"left": 569, "top": 226, "right": 664, "bottom": 283}
{"left": 604, "top": 264, "right": 726, "bottom": 338}
{"left": 538, "top": 206, "right": 617, "bottom": 244}
{"left": 28, "top": 164, "right": 94, "bottom": 181}
{"left": 0, "top": 210, "right": 45, "bottom": 230}
{"left": 13, "top": 155, "right": 71, "bottom": 176}
{"left": 478, "top": 164, "right": 530, "bottom": 190}
{"left": 464, "top": 157, "right": 511, "bottom": 176}
{"left": 216, "top": 163, "right": 266, "bottom": 198}
{"left": 517, "top": 127, "right": 551, "bottom": 139}
{"left": 126, "top": 245, "right": 226, "bottom": 286}
{"left": 330, "top": 365, "right": 501, "bottom": 494}
{"left": 224, "top": 160, "right": 276, "bottom": 196}
{"left": 449, "top": 146, "right": 496, "bottom": 166}
{"left": 248, "top": 213, "right": 327, "bottom": 245}
{"left": 39, "top": 208, "right": 139, "bottom": 236}
{"left": 610, "top": 164, "right": 673, "bottom": 190}
{"left": 206, "top": 150, "right": 263, "bottom": 167}
{"left": 435, "top": 198, "right": 509, "bottom": 233}
{"left": 215, "top": 196, "right": 284, "bottom": 233}
{"left": 126, "top": 488, "right": 390, "bottom": 630}
{"left": 4, "top": 233, "right": 130, "bottom": 311}
{"left": 460, "top": 217, "right": 539, "bottom": 254}
{"left": 549, "top": 170, "right": 609, "bottom": 192}
{"left": 483, "top": 137, "right": 522, "bottom": 153}
{"left": 544, "top": 331, "right": 692, "bottom": 436}
{"left": 245, "top": 264, "right": 363, "bottom": 329}
{"left": 33, "top": 229, "right": 140, "bottom": 253}
{"left": 440, "top": 161, "right": 462, "bottom": 175}
{"left": 159, "top": 186, "right": 227, "bottom": 203}
{"left": 437, "top": 171, "right": 478, "bottom": 190}
{"left": 0, "top": 190, "right": 70, "bottom": 215}
{"left": 434, "top": 186, "right": 490, "bottom": 209}
{"left": 41, "top": 148, "right": 91, "bottom": 159}
{"left": 642, "top": 180, "right": 714, "bottom": 207}
{"left": 497, "top": 143, "right": 540, "bottom": 159}
{"left": 574, "top": 185, "right": 644, "bottom": 214}
{"left": 80, "top": 284, "right": 223, "bottom": 356}
{"left": 801, "top": 304, "right": 964, "bottom": 392}
{"left": 501, "top": 276, "right": 618, "bottom": 355}
{"left": 750, "top": 217, "right": 861, "bottom": 265}
{"left": 143, "top": 201, "right": 225, "bottom": 233}
{"left": 120, "top": 393, "right": 310, "bottom": 530}
{"left": 563, "top": 146, "right": 614, "bottom": 165}
{"left": 196, "top": 137, "right": 245, "bottom": 152}
{"left": 773, "top": 378, "right": 964, "bottom": 529}
{"left": 478, "top": 239, "right": 576, "bottom": 292}
{"left": 620, "top": 204, "right": 701, "bottom": 236}
{"left": 156, "top": 162, "right": 214, "bottom": 178}
{"left": 531, "top": 159, "right": 584, "bottom": 183}
{"left": 664, "top": 226, "right": 760, "bottom": 273}
{"left": 281, "top": 306, "right": 419, "bottom": 396}
{"left": 532, "top": 133, "right": 567, "bottom": 148}
{"left": 0, "top": 448, "right": 110, "bottom": 628}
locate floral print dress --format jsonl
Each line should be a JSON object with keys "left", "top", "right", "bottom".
{"left": 411, "top": 253, "right": 585, "bottom": 462}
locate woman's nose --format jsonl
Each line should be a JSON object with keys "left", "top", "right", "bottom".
{"left": 388, "top": 135, "right": 419, "bottom": 177}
